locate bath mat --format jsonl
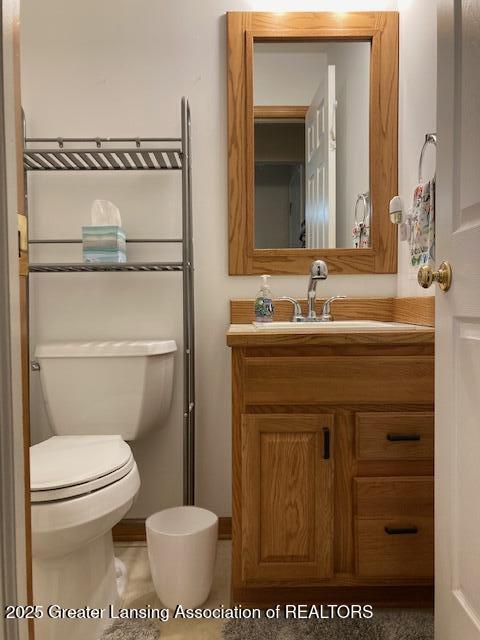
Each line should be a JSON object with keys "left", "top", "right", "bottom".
{"left": 223, "top": 609, "right": 433, "bottom": 640}
{"left": 99, "top": 619, "right": 160, "bottom": 640}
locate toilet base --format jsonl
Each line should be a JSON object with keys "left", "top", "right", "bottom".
{"left": 33, "top": 531, "right": 123, "bottom": 640}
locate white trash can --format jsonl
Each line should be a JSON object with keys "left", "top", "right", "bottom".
{"left": 146, "top": 506, "right": 218, "bottom": 610}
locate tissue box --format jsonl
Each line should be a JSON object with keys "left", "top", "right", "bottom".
{"left": 82, "top": 225, "right": 127, "bottom": 263}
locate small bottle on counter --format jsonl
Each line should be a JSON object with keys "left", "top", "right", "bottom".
{"left": 254, "top": 274, "right": 274, "bottom": 323}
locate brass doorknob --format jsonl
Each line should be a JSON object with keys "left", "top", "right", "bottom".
{"left": 417, "top": 261, "right": 452, "bottom": 292}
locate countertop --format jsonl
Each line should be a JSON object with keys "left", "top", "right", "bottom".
{"left": 226, "top": 322, "right": 435, "bottom": 347}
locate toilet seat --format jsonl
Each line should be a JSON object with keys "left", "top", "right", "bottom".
{"left": 31, "top": 435, "right": 134, "bottom": 503}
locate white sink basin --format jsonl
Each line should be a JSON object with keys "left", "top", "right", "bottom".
{"left": 252, "top": 320, "right": 425, "bottom": 331}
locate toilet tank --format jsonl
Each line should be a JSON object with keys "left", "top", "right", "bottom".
{"left": 34, "top": 340, "right": 177, "bottom": 440}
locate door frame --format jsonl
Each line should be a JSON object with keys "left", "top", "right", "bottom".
{"left": 0, "top": 0, "right": 31, "bottom": 638}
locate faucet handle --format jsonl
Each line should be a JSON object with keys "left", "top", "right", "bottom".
{"left": 278, "top": 297, "right": 304, "bottom": 322}
{"left": 320, "top": 295, "right": 347, "bottom": 322}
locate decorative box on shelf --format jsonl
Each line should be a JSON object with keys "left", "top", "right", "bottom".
{"left": 82, "top": 225, "right": 127, "bottom": 263}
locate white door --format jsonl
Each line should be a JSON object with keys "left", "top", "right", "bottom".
{"left": 305, "top": 65, "right": 336, "bottom": 249}
{"left": 435, "top": 0, "right": 480, "bottom": 638}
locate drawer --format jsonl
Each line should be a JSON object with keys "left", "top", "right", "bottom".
{"left": 356, "top": 517, "right": 433, "bottom": 578}
{"left": 244, "top": 356, "right": 434, "bottom": 405}
{"left": 354, "top": 477, "right": 434, "bottom": 578}
{"left": 355, "top": 477, "right": 434, "bottom": 517}
{"left": 356, "top": 412, "right": 434, "bottom": 461}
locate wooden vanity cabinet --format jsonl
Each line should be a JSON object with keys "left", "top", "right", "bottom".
{"left": 241, "top": 414, "right": 334, "bottom": 583}
{"left": 230, "top": 338, "right": 435, "bottom": 607}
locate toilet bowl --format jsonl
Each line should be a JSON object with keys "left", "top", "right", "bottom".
{"left": 30, "top": 340, "right": 176, "bottom": 640}
{"left": 30, "top": 436, "right": 140, "bottom": 640}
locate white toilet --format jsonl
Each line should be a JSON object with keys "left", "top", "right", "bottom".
{"left": 30, "top": 339, "right": 177, "bottom": 640}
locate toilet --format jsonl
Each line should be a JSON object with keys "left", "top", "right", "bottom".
{"left": 30, "top": 339, "right": 177, "bottom": 640}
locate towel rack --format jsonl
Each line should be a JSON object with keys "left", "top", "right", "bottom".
{"left": 418, "top": 133, "right": 437, "bottom": 183}
{"left": 354, "top": 192, "right": 370, "bottom": 225}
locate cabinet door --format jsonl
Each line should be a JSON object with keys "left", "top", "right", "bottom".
{"left": 241, "top": 414, "right": 334, "bottom": 583}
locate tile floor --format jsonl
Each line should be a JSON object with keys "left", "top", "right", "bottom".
{"left": 115, "top": 540, "right": 231, "bottom": 639}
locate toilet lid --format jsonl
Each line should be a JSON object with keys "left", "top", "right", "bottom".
{"left": 35, "top": 339, "right": 177, "bottom": 358}
{"left": 30, "top": 435, "right": 134, "bottom": 502}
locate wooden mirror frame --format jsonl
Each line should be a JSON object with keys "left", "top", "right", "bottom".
{"left": 227, "top": 11, "right": 398, "bottom": 275}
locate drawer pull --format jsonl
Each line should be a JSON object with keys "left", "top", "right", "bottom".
{"left": 323, "top": 427, "right": 330, "bottom": 460}
{"left": 384, "top": 526, "right": 418, "bottom": 535}
{"left": 386, "top": 433, "right": 421, "bottom": 442}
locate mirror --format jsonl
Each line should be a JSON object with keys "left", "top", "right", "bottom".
{"left": 227, "top": 11, "right": 398, "bottom": 275}
{"left": 253, "top": 42, "right": 371, "bottom": 250}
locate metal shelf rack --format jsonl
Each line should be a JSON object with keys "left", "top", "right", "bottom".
{"left": 28, "top": 262, "right": 184, "bottom": 273}
{"left": 24, "top": 97, "right": 196, "bottom": 505}
{"left": 24, "top": 144, "right": 183, "bottom": 172}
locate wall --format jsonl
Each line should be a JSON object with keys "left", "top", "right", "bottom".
{"left": 331, "top": 43, "right": 370, "bottom": 248}
{"left": 21, "top": 0, "right": 400, "bottom": 520}
{"left": 254, "top": 43, "right": 326, "bottom": 105}
{"left": 397, "top": 0, "right": 437, "bottom": 297}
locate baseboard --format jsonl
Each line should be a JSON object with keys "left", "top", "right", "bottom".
{"left": 218, "top": 516, "right": 232, "bottom": 539}
{"left": 113, "top": 516, "right": 232, "bottom": 543}
{"left": 112, "top": 518, "right": 146, "bottom": 542}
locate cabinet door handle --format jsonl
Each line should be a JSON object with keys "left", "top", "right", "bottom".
{"left": 384, "top": 526, "right": 418, "bottom": 535}
{"left": 323, "top": 427, "right": 330, "bottom": 460}
{"left": 386, "top": 433, "right": 421, "bottom": 442}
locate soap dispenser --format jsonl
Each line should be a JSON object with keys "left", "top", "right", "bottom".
{"left": 255, "top": 274, "right": 274, "bottom": 323}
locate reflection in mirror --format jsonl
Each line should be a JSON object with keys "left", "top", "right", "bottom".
{"left": 253, "top": 41, "right": 371, "bottom": 249}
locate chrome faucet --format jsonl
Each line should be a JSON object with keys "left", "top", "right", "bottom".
{"left": 277, "top": 262, "right": 345, "bottom": 323}
{"left": 306, "top": 259, "right": 328, "bottom": 321}
{"left": 319, "top": 295, "right": 347, "bottom": 322}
